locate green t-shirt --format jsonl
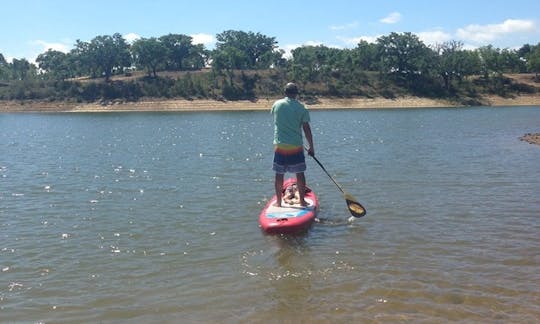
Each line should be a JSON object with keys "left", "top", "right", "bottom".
{"left": 271, "top": 97, "right": 310, "bottom": 146}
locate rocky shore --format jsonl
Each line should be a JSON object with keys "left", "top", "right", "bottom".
{"left": 520, "top": 133, "right": 540, "bottom": 146}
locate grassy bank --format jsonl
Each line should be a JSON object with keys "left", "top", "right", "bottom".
{"left": 0, "top": 70, "right": 539, "bottom": 113}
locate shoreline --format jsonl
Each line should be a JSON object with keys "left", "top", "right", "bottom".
{"left": 0, "top": 94, "right": 539, "bottom": 113}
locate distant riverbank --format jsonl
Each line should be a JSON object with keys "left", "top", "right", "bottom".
{"left": 1, "top": 94, "right": 539, "bottom": 113}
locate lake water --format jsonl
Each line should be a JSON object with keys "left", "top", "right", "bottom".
{"left": 1, "top": 106, "right": 539, "bottom": 323}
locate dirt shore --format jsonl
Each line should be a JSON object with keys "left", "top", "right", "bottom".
{"left": 0, "top": 94, "right": 539, "bottom": 113}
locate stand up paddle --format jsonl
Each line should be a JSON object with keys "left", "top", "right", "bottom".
{"left": 307, "top": 151, "right": 366, "bottom": 218}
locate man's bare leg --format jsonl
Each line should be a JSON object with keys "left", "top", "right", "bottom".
{"left": 274, "top": 173, "right": 284, "bottom": 207}
{"left": 296, "top": 172, "right": 307, "bottom": 207}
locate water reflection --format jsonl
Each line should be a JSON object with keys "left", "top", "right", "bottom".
{"left": 260, "top": 235, "right": 315, "bottom": 321}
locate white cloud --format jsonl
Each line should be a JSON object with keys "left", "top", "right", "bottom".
{"left": 319, "top": 16, "right": 535, "bottom": 51}
{"left": 461, "top": 43, "right": 479, "bottom": 51}
{"left": 280, "top": 40, "right": 339, "bottom": 59}
{"left": 337, "top": 35, "right": 380, "bottom": 46}
{"left": 3, "top": 55, "right": 15, "bottom": 63}
{"left": 330, "top": 21, "right": 359, "bottom": 31}
{"left": 124, "top": 32, "right": 141, "bottom": 44}
{"left": 25, "top": 40, "right": 72, "bottom": 63}
{"left": 338, "top": 31, "right": 452, "bottom": 48}
{"left": 191, "top": 33, "right": 215, "bottom": 47}
{"left": 304, "top": 40, "right": 325, "bottom": 47}
{"left": 380, "top": 12, "right": 401, "bottom": 24}
{"left": 123, "top": 32, "right": 214, "bottom": 47}
{"left": 280, "top": 44, "right": 300, "bottom": 59}
{"left": 416, "top": 30, "right": 453, "bottom": 46}
{"left": 280, "top": 42, "right": 320, "bottom": 59}
{"left": 456, "top": 19, "right": 536, "bottom": 43}
{"left": 32, "top": 40, "right": 71, "bottom": 53}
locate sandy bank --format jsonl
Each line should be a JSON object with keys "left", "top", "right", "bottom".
{"left": 0, "top": 94, "right": 539, "bottom": 113}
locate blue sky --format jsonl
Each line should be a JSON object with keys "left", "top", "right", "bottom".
{"left": 1, "top": 0, "right": 539, "bottom": 62}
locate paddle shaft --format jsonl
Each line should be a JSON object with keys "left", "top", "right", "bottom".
{"left": 309, "top": 154, "right": 347, "bottom": 195}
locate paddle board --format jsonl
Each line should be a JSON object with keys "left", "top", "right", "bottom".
{"left": 259, "top": 178, "right": 318, "bottom": 234}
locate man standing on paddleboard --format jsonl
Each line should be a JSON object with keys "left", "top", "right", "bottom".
{"left": 271, "top": 82, "right": 315, "bottom": 207}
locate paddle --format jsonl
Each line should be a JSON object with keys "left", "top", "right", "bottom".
{"left": 307, "top": 151, "right": 366, "bottom": 218}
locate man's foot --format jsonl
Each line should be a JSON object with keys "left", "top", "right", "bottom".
{"left": 299, "top": 200, "right": 308, "bottom": 207}
{"left": 273, "top": 202, "right": 282, "bottom": 208}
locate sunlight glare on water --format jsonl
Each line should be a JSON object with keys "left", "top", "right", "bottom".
{"left": 1, "top": 107, "right": 539, "bottom": 322}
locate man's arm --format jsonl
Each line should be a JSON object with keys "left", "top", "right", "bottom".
{"left": 302, "top": 122, "right": 314, "bottom": 156}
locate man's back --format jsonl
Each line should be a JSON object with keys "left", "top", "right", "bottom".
{"left": 271, "top": 97, "right": 310, "bottom": 146}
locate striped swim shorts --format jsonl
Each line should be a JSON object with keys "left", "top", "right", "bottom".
{"left": 272, "top": 145, "right": 306, "bottom": 174}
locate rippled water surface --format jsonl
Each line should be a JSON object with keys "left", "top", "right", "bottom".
{"left": 1, "top": 107, "right": 539, "bottom": 322}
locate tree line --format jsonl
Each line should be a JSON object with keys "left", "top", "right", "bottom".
{"left": 0, "top": 30, "right": 539, "bottom": 103}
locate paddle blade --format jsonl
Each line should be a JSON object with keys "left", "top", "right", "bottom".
{"left": 344, "top": 193, "right": 366, "bottom": 218}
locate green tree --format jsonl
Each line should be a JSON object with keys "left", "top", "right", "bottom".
{"left": 290, "top": 46, "right": 320, "bottom": 83}
{"left": 36, "top": 49, "right": 71, "bottom": 80}
{"left": 435, "top": 41, "right": 469, "bottom": 90}
{"left": 433, "top": 41, "right": 480, "bottom": 93}
{"left": 289, "top": 45, "right": 359, "bottom": 95}
{"left": 476, "top": 45, "right": 504, "bottom": 78}
{"left": 212, "top": 46, "right": 248, "bottom": 84}
{"left": 290, "top": 45, "right": 336, "bottom": 83}
{"left": 11, "top": 58, "right": 35, "bottom": 81}
{"left": 86, "top": 33, "right": 131, "bottom": 81}
{"left": 0, "top": 53, "right": 9, "bottom": 80}
{"left": 184, "top": 43, "right": 209, "bottom": 70}
{"left": 131, "top": 37, "right": 167, "bottom": 77}
{"left": 527, "top": 46, "right": 540, "bottom": 78}
{"left": 517, "top": 44, "right": 533, "bottom": 59}
{"left": 518, "top": 44, "right": 534, "bottom": 73}
{"left": 352, "top": 40, "right": 378, "bottom": 71}
{"left": 499, "top": 48, "right": 524, "bottom": 73}
{"left": 459, "top": 50, "right": 482, "bottom": 81}
{"left": 158, "top": 34, "right": 204, "bottom": 70}
{"left": 376, "top": 32, "right": 435, "bottom": 85}
{"left": 70, "top": 39, "right": 95, "bottom": 77}
{"left": 213, "top": 30, "right": 279, "bottom": 71}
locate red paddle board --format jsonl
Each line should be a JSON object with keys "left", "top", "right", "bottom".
{"left": 259, "top": 178, "right": 318, "bottom": 234}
